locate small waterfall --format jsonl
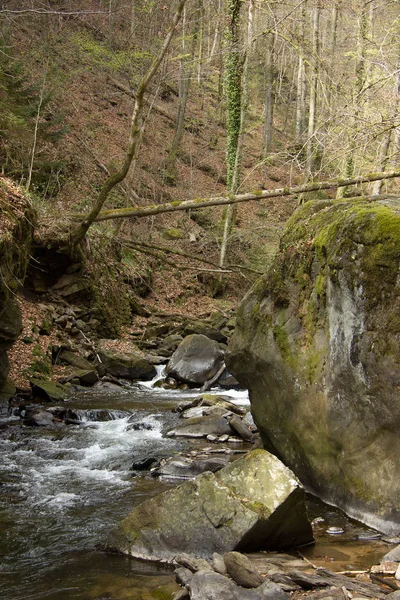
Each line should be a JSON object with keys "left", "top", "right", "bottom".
{"left": 74, "top": 408, "right": 133, "bottom": 422}
{"left": 137, "top": 364, "right": 166, "bottom": 389}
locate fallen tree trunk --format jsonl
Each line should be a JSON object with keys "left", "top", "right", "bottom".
{"left": 72, "top": 171, "right": 400, "bottom": 223}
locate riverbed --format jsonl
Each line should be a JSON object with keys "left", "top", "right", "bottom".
{"left": 0, "top": 379, "right": 392, "bottom": 600}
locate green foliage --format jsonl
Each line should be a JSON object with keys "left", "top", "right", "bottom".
{"left": 163, "top": 228, "right": 183, "bottom": 240}
{"left": 0, "top": 37, "right": 69, "bottom": 194}
{"left": 71, "top": 32, "right": 151, "bottom": 75}
{"left": 24, "top": 344, "right": 51, "bottom": 378}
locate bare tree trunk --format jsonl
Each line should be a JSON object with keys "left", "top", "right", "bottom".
{"left": 306, "top": 0, "right": 320, "bottom": 175}
{"left": 373, "top": 43, "right": 400, "bottom": 194}
{"left": 372, "top": 133, "right": 392, "bottom": 195}
{"left": 394, "top": 50, "right": 400, "bottom": 159}
{"left": 26, "top": 77, "right": 45, "bottom": 192}
{"left": 264, "top": 29, "right": 276, "bottom": 155}
{"left": 337, "top": 0, "right": 368, "bottom": 198}
{"left": 296, "top": 2, "right": 307, "bottom": 145}
{"left": 164, "top": 1, "right": 202, "bottom": 183}
{"left": 219, "top": 0, "right": 255, "bottom": 272}
{"left": 218, "top": 0, "right": 242, "bottom": 271}
{"left": 209, "top": 0, "right": 222, "bottom": 62}
{"left": 71, "top": 170, "right": 400, "bottom": 224}
{"left": 72, "top": 0, "right": 187, "bottom": 247}
{"left": 197, "top": 0, "right": 204, "bottom": 85}
{"left": 326, "top": 2, "right": 338, "bottom": 108}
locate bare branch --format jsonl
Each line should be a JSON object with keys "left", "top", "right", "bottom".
{"left": 71, "top": 170, "right": 400, "bottom": 223}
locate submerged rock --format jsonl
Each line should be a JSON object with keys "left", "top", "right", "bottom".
{"left": 166, "top": 334, "right": 224, "bottom": 385}
{"left": 107, "top": 449, "right": 313, "bottom": 562}
{"left": 227, "top": 197, "right": 400, "bottom": 534}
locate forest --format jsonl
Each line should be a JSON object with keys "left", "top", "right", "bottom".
{"left": 2, "top": 2, "right": 400, "bottom": 599}
{"left": 2, "top": 0, "right": 400, "bottom": 281}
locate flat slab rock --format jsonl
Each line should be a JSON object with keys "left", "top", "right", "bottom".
{"left": 107, "top": 449, "right": 313, "bottom": 562}
{"left": 188, "top": 570, "right": 288, "bottom": 600}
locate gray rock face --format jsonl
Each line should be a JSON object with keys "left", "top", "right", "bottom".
{"left": 226, "top": 198, "right": 400, "bottom": 534}
{"left": 98, "top": 349, "right": 156, "bottom": 380}
{"left": 166, "top": 334, "right": 224, "bottom": 385}
{"left": 107, "top": 449, "right": 313, "bottom": 562}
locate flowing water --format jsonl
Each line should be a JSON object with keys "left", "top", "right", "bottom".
{"left": 0, "top": 376, "right": 393, "bottom": 600}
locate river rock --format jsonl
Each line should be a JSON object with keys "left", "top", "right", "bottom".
{"left": 157, "top": 334, "right": 184, "bottom": 357}
{"left": 227, "top": 198, "right": 400, "bottom": 535}
{"left": 188, "top": 571, "right": 288, "bottom": 600}
{"left": 59, "top": 350, "right": 93, "bottom": 371}
{"left": 165, "top": 415, "right": 233, "bottom": 438}
{"left": 166, "top": 334, "right": 224, "bottom": 385}
{"left": 152, "top": 456, "right": 229, "bottom": 478}
{"left": 175, "top": 394, "right": 246, "bottom": 416}
{"left": 23, "top": 407, "right": 55, "bottom": 427}
{"left": 75, "top": 369, "right": 99, "bottom": 386}
{"left": 107, "top": 449, "right": 313, "bottom": 562}
{"left": 30, "top": 378, "right": 68, "bottom": 401}
{"left": 380, "top": 544, "right": 400, "bottom": 563}
{"left": 98, "top": 349, "right": 156, "bottom": 380}
{"left": 223, "top": 552, "right": 264, "bottom": 588}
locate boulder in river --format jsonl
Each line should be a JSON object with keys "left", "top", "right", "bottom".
{"left": 165, "top": 334, "right": 224, "bottom": 386}
{"left": 107, "top": 449, "right": 313, "bottom": 562}
{"left": 30, "top": 378, "right": 68, "bottom": 401}
{"left": 98, "top": 348, "right": 156, "bottom": 381}
{"left": 165, "top": 414, "right": 233, "bottom": 438}
{"left": 227, "top": 197, "right": 400, "bottom": 535}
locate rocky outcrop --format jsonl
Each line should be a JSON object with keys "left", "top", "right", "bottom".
{"left": 107, "top": 449, "right": 313, "bottom": 562}
{"left": 0, "top": 178, "right": 35, "bottom": 398}
{"left": 227, "top": 197, "right": 400, "bottom": 534}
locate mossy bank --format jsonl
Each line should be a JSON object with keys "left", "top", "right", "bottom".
{"left": 227, "top": 197, "right": 400, "bottom": 534}
{"left": 0, "top": 178, "right": 35, "bottom": 399}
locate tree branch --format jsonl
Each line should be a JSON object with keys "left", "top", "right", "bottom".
{"left": 71, "top": 0, "right": 187, "bottom": 246}
{"left": 117, "top": 238, "right": 262, "bottom": 275}
{"left": 71, "top": 170, "right": 400, "bottom": 223}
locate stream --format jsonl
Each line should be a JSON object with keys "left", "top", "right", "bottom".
{"left": 0, "top": 375, "right": 393, "bottom": 600}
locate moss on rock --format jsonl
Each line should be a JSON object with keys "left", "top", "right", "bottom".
{"left": 227, "top": 197, "right": 400, "bottom": 534}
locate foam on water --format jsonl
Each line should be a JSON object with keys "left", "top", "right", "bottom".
{"left": 0, "top": 412, "right": 171, "bottom": 513}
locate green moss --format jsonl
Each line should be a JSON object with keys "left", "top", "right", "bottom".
{"left": 315, "top": 273, "right": 326, "bottom": 298}
{"left": 244, "top": 500, "right": 271, "bottom": 520}
{"left": 273, "top": 324, "right": 296, "bottom": 368}
{"left": 163, "top": 228, "right": 183, "bottom": 240}
{"left": 303, "top": 346, "right": 324, "bottom": 385}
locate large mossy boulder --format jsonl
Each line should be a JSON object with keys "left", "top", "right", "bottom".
{"left": 226, "top": 197, "right": 400, "bottom": 534}
{"left": 107, "top": 449, "right": 313, "bottom": 562}
{"left": 166, "top": 334, "right": 224, "bottom": 385}
{"left": 0, "top": 178, "right": 35, "bottom": 395}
